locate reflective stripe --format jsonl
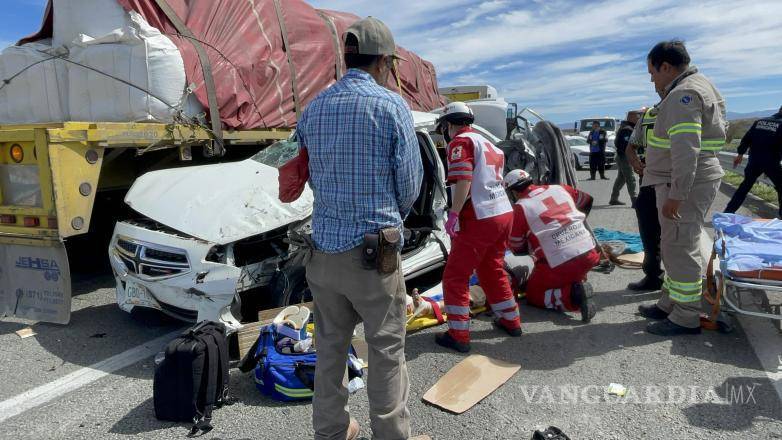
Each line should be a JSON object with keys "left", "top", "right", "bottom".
{"left": 449, "top": 161, "right": 473, "bottom": 169}
{"left": 275, "top": 383, "right": 314, "bottom": 398}
{"left": 490, "top": 299, "right": 517, "bottom": 311}
{"left": 448, "top": 171, "right": 473, "bottom": 176}
{"left": 509, "top": 236, "right": 525, "bottom": 243}
{"left": 448, "top": 319, "right": 470, "bottom": 330}
{"left": 647, "top": 132, "right": 671, "bottom": 149}
{"left": 668, "top": 128, "right": 702, "bottom": 136}
{"left": 664, "top": 276, "right": 702, "bottom": 303}
{"left": 668, "top": 122, "right": 702, "bottom": 134}
{"left": 444, "top": 305, "right": 470, "bottom": 316}
{"left": 497, "top": 310, "right": 519, "bottom": 321}
{"left": 701, "top": 139, "right": 724, "bottom": 151}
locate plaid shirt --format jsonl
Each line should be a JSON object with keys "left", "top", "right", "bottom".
{"left": 297, "top": 69, "right": 423, "bottom": 253}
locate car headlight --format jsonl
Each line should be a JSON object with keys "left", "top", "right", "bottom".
{"left": 205, "top": 245, "right": 227, "bottom": 264}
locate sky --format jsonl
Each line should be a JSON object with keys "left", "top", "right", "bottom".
{"left": 3, "top": 0, "right": 782, "bottom": 125}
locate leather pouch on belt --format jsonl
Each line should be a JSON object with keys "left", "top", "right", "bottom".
{"left": 378, "top": 227, "right": 401, "bottom": 274}
{"left": 362, "top": 233, "right": 379, "bottom": 270}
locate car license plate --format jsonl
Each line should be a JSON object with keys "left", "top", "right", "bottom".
{"left": 125, "top": 281, "right": 152, "bottom": 306}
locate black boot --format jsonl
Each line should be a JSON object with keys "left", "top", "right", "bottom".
{"left": 646, "top": 319, "right": 701, "bottom": 336}
{"left": 627, "top": 276, "right": 663, "bottom": 291}
{"left": 435, "top": 331, "right": 470, "bottom": 353}
{"left": 609, "top": 199, "right": 625, "bottom": 205}
{"left": 493, "top": 320, "right": 523, "bottom": 337}
{"left": 637, "top": 303, "right": 668, "bottom": 320}
{"left": 571, "top": 282, "right": 596, "bottom": 322}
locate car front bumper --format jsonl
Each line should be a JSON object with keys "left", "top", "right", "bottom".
{"left": 108, "top": 221, "right": 243, "bottom": 332}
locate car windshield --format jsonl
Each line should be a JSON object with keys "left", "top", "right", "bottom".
{"left": 579, "top": 119, "right": 615, "bottom": 132}
{"left": 568, "top": 137, "right": 588, "bottom": 146}
{"left": 251, "top": 140, "right": 300, "bottom": 168}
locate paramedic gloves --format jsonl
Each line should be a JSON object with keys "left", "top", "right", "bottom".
{"left": 445, "top": 211, "right": 460, "bottom": 238}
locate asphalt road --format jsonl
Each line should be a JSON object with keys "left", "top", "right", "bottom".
{"left": 1, "top": 168, "right": 781, "bottom": 439}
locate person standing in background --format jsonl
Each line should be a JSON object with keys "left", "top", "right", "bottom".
{"left": 588, "top": 121, "right": 609, "bottom": 180}
{"left": 609, "top": 111, "right": 641, "bottom": 205}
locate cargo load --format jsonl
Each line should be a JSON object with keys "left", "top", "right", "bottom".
{"left": 14, "top": 0, "right": 446, "bottom": 128}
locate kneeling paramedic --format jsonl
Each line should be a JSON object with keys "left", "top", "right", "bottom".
{"left": 504, "top": 170, "right": 600, "bottom": 322}
{"left": 437, "top": 102, "right": 521, "bottom": 353}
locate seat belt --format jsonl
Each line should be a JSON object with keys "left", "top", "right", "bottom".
{"left": 152, "top": 0, "right": 224, "bottom": 157}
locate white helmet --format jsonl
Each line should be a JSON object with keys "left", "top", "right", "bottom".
{"left": 503, "top": 169, "right": 533, "bottom": 191}
{"left": 439, "top": 101, "right": 474, "bottom": 125}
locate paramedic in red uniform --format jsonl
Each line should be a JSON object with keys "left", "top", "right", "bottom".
{"left": 504, "top": 169, "right": 600, "bottom": 322}
{"left": 436, "top": 102, "right": 521, "bottom": 353}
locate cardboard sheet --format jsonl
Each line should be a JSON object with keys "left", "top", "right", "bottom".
{"left": 616, "top": 251, "right": 644, "bottom": 265}
{"left": 237, "top": 301, "right": 314, "bottom": 359}
{"left": 422, "top": 354, "right": 520, "bottom": 414}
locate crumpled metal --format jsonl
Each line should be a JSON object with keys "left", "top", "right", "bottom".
{"left": 285, "top": 228, "right": 315, "bottom": 267}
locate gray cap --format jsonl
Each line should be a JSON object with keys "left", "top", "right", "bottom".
{"left": 344, "top": 17, "right": 406, "bottom": 61}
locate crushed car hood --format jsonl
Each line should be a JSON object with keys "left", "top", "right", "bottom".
{"left": 125, "top": 160, "right": 314, "bottom": 245}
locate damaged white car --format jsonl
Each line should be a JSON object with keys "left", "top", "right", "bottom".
{"left": 109, "top": 111, "right": 451, "bottom": 331}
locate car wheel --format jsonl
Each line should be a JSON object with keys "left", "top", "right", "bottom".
{"left": 271, "top": 263, "right": 312, "bottom": 307}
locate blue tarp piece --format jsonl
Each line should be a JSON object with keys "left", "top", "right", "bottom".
{"left": 712, "top": 213, "right": 782, "bottom": 272}
{"left": 593, "top": 228, "right": 643, "bottom": 254}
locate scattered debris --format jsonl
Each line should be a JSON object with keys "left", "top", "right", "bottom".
{"left": 15, "top": 327, "right": 36, "bottom": 339}
{"left": 607, "top": 383, "right": 627, "bottom": 397}
{"left": 704, "top": 341, "right": 714, "bottom": 348}
{"left": 422, "top": 354, "right": 520, "bottom": 414}
{"left": 90, "top": 333, "right": 107, "bottom": 338}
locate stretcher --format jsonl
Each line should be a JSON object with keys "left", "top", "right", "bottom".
{"left": 703, "top": 214, "right": 782, "bottom": 325}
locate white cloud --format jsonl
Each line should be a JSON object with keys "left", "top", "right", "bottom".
{"left": 312, "top": 0, "right": 782, "bottom": 120}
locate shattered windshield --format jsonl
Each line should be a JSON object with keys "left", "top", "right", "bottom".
{"left": 251, "top": 140, "right": 300, "bottom": 168}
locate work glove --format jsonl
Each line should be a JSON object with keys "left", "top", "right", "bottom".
{"left": 445, "top": 211, "right": 460, "bottom": 239}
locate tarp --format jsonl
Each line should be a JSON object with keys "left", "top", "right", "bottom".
{"left": 23, "top": 0, "right": 445, "bottom": 129}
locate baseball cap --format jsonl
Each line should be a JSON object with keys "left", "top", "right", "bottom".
{"left": 344, "top": 17, "right": 407, "bottom": 61}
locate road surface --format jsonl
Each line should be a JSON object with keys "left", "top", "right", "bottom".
{"left": 1, "top": 168, "right": 781, "bottom": 439}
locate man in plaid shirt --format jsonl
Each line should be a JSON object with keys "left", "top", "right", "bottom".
{"left": 296, "top": 17, "right": 423, "bottom": 440}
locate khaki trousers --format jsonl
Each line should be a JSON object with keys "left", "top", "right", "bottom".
{"left": 655, "top": 179, "right": 720, "bottom": 328}
{"left": 306, "top": 247, "right": 410, "bottom": 440}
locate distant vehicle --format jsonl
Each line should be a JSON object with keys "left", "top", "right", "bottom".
{"left": 578, "top": 117, "right": 621, "bottom": 148}
{"left": 439, "top": 85, "right": 499, "bottom": 102}
{"left": 566, "top": 135, "right": 615, "bottom": 170}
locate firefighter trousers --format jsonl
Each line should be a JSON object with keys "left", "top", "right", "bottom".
{"left": 442, "top": 210, "right": 519, "bottom": 343}
{"left": 655, "top": 179, "right": 720, "bottom": 328}
{"left": 525, "top": 249, "right": 600, "bottom": 311}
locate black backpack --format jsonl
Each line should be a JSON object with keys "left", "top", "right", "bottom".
{"left": 154, "top": 321, "right": 230, "bottom": 436}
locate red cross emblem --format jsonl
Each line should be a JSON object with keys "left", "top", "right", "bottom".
{"left": 483, "top": 143, "right": 504, "bottom": 180}
{"left": 539, "top": 196, "right": 571, "bottom": 225}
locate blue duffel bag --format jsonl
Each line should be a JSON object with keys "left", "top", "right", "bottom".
{"left": 240, "top": 325, "right": 362, "bottom": 402}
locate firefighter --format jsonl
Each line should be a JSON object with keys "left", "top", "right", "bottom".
{"left": 625, "top": 105, "right": 665, "bottom": 291}
{"left": 504, "top": 169, "right": 600, "bottom": 322}
{"left": 436, "top": 102, "right": 521, "bottom": 353}
{"left": 638, "top": 40, "right": 726, "bottom": 336}
{"left": 724, "top": 106, "right": 782, "bottom": 218}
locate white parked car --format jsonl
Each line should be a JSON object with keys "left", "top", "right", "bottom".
{"left": 566, "top": 135, "right": 616, "bottom": 170}
{"left": 109, "top": 111, "right": 451, "bottom": 332}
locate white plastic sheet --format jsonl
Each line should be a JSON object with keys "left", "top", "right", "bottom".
{"left": 53, "top": 0, "right": 132, "bottom": 47}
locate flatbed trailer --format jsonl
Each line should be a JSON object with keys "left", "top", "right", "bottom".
{"left": 0, "top": 121, "right": 291, "bottom": 324}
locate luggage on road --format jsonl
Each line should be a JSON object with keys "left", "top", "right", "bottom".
{"left": 153, "top": 321, "right": 230, "bottom": 436}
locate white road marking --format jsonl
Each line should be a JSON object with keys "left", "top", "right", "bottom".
{"left": 0, "top": 330, "right": 180, "bottom": 424}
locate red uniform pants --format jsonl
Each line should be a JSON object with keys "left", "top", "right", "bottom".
{"left": 525, "top": 249, "right": 600, "bottom": 311}
{"left": 443, "top": 207, "right": 520, "bottom": 343}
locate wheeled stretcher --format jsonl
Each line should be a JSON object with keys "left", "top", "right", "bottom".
{"left": 704, "top": 214, "right": 782, "bottom": 324}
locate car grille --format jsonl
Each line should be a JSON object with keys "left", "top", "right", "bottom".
{"left": 115, "top": 237, "right": 190, "bottom": 279}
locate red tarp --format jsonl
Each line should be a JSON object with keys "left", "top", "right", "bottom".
{"left": 25, "top": 0, "right": 445, "bottom": 129}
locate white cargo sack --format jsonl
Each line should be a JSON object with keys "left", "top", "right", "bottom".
{"left": 0, "top": 42, "right": 68, "bottom": 123}
{"left": 53, "top": 0, "right": 132, "bottom": 47}
{"left": 67, "top": 12, "right": 190, "bottom": 122}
